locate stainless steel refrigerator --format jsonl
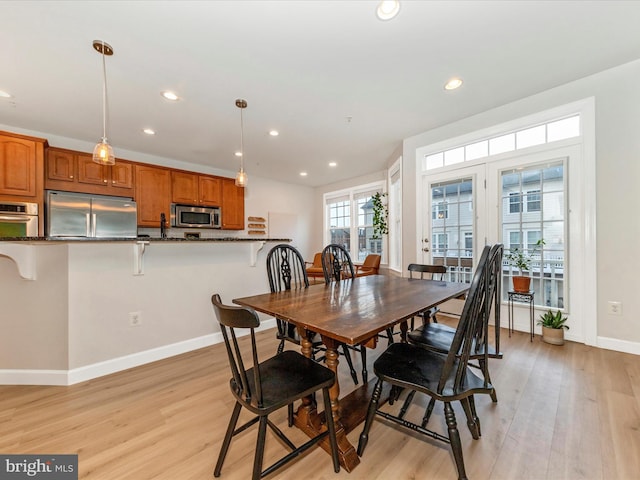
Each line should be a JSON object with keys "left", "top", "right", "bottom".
{"left": 46, "top": 190, "right": 137, "bottom": 238}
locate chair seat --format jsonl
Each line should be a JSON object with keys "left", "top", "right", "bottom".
{"left": 408, "top": 323, "right": 502, "bottom": 358}
{"left": 231, "top": 350, "right": 335, "bottom": 414}
{"left": 374, "top": 343, "right": 492, "bottom": 400}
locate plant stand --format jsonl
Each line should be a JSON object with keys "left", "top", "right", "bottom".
{"left": 508, "top": 290, "right": 535, "bottom": 342}
{"left": 541, "top": 326, "right": 565, "bottom": 345}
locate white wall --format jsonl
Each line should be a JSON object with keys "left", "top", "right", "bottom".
{"left": 403, "top": 59, "right": 640, "bottom": 347}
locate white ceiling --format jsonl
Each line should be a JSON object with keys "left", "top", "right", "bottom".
{"left": 2, "top": 1, "right": 640, "bottom": 187}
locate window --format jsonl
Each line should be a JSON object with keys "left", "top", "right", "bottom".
{"left": 328, "top": 198, "right": 350, "bottom": 251}
{"left": 432, "top": 201, "right": 449, "bottom": 220}
{"left": 423, "top": 115, "right": 580, "bottom": 171}
{"left": 527, "top": 189, "right": 541, "bottom": 212}
{"left": 501, "top": 162, "right": 565, "bottom": 308}
{"left": 325, "top": 182, "right": 385, "bottom": 262}
{"left": 509, "top": 193, "right": 521, "bottom": 213}
{"left": 432, "top": 233, "right": 448, "bottom": 256}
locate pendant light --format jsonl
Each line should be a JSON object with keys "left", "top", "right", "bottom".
{"left": 235, "top": 98, "right": 248, "bottom": 187}
{"left": 92, "top": 40, "right": 115, "bottom": 165}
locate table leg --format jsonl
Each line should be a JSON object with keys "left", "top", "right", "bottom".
{"left": 294, "top": 331, "right": 360, "bottom": 472}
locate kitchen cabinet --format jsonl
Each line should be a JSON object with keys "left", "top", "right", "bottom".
{"left": 135, "top": 164, "right": 171, "bottom": 227}
{"left": 46, "top": 147, "right": 134, "bottom": 195}
{"left": 221, "top": 178, "right": 245, "bottom": 230}
{"left": 0, "top": 131, "right": 46, "bottom": 235}
{"left": 0, "top": 132, "right": 45, "bottom": 198}
{"left": 171, "top": 171, "right": 222, "bottom": 206}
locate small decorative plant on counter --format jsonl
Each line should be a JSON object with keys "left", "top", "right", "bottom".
{"left": 505, "top": 238, "right": 545, "bottom": 292}
{"left": 371, "top": 192, "right": 388, "bottom": 239}
{"left": 537, "top": 309, "right": 569, "bottom": 345}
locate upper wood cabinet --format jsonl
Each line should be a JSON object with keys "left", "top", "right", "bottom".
{"left": 46, "top": 147, "right": 134, "bottom": 195}
{"left": 171, "top": 171, "right": 222, "bottom": 206}
{"left": 0, "top": 133, "right": 44, "bottom": 198}
{"left": 135, "top": 164, "right": 171, "bottom": 227}
{"left": 221, "top": 178, "right": 245, "bottom": 230}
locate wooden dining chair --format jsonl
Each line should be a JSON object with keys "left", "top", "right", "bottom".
{"left": 356, "top": 245, "right": 496, "bottom": 480}
{"left": 408, "top": 263, "right": 448, "bottom": 324}
{"left": 403, "top": 244, "right": 504, "bottom": 426}
{"left": 211, "top": 294, "right": 340, "bottom": 480}
{"left": 321, "top": 243, "right": 355, "bottom": 283}
{"left": 266, "top": 244, "right": 323, "bottom": 355}
{"left": 305, "top": 252, "right": 325, "bottom": 283}
{"left": 355, "top": 254, "right": 381, "bottom": 277}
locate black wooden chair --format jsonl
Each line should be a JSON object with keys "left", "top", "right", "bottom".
{"left": 211, "top": 294, "right": 340, "bottom": 480}
{"left": 408, "top": 263, "right": 448, "bottom": 324}
{"left": 405, "top": 244, "right": 503, "bottom": 425}
{"left": 356, "top": 245, "right": 497, "bottom": 480}
{"left": 266, "top": 244, "right": 324, "bottom": 356}
{"left": 321, "top": 244, "right": 368, "bottom": 385}
{"left": 321, "top": 243, "right": 355, "bottom": 283}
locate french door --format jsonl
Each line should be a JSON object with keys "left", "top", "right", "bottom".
{"left": 421, "top": 165, "right": 486, "bottom": 279}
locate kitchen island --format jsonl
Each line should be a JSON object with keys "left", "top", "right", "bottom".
{"left": 0, "top": 237, "right": 291, "bottom": 386}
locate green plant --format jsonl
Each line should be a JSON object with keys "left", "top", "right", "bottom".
{"left": 505, "top": 238, "right": 545, "bottom": 274}
{"left": 371, "top": 192, "right": 388, "bottom": 239}
{"left": 537, "top": 309, "right": 569, "bottom": 330}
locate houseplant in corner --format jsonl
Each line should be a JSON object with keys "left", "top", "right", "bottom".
{"left": 537, "top": 309, "right": 569, "bottom": 345}
{"left": 371, "top": 192, "right": 388, "bottom": 239}
{"left": 505, "top": 238, "right": 545, "bottom": 293}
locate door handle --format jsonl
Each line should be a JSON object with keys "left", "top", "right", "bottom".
{"left": 423, "top": 247, "right": 430, "bottom": 252}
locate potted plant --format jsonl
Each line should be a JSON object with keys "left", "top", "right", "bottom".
{"left": 505, "top": 238, "right": 545, "bottom": 293}
{"left": 371, "top": 192, "right": 388, "bottom": 239}
{"left": 537, "top": 309, "right": 569, "bottom": 345}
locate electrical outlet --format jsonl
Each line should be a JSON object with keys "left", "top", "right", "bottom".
{"left": 129, "top": 311, "right": 142, "bottom": 326}
{"left": 607, "top": 301, "right": 622, "bottom": 316}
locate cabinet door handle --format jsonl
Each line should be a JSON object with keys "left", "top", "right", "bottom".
{"left": 103, "top": 179, "right": 108, "bottom": 183}
{"left": 70, "top": 175, "right": 74, "bottom": 179}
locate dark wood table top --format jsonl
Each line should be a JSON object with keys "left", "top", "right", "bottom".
{"left": 233, "top": 275, "right": 469, "bottom": 345}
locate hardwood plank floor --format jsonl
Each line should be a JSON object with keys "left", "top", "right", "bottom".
{"left": 1, "top": 322, "right": 639, "bottom": 480}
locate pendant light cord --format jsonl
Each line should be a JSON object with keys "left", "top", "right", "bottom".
{"left": 239, "top": 106, "right": 244, "bottom": 171}
{"left": 101, "top": 42, "right": 108, "bottom": 142}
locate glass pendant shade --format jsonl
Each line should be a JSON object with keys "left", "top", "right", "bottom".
{"left": 235, "top": 168, "right": 247, "bottom": 187}
{"left": 92, "top": 40, "right": 115, "bottom": 165}
{"left": 93, "top": 138, "right": 115, "bottom": 165}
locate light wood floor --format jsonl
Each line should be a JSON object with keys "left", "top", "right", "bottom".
{"left": 1, "top": 323, "right": 639, "bottom": 480}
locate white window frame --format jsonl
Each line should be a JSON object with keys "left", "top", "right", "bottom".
{"left": 415, "top": 98, "right": 596, "bottom": 346}
{"left": 323, "top": 180, "right": 386, "bottom": 264}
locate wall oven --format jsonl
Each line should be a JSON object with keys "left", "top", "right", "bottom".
{"left": 171, "top": 204, "right": 221, "bottom": 229}
{"left": 0, "top": 201, "right": 39, "bottom": 237}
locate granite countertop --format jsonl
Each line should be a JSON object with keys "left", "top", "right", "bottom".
{"left": 0, "top": 237, "right": 291, "bottom": 242}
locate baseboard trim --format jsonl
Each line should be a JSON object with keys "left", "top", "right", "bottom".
{"left": 596, "top": 335, "right": 640, "bottom": 356}
{"left": 0, "top": 318, "right": 277, "bottom": 386}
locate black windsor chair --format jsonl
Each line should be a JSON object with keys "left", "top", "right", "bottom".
{"left": 211, "top": 294, "right": 340, "bottom": 480}
{"left": 356, "top": 244, "right": 497, "bottom": 480}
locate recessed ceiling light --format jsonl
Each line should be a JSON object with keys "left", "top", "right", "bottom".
{"left": 0, "top": 90, "right": 12, "bottom": 98}
{"left": 143, "top": 128, "right": 156, "bottom": 135}
{"left": 161, "top": 91, "right": 180, "bottom": 101}
{"left": 300, "top": 172, "right": 308, "bottom": 177}
{"left": 235, "top": 151, "right": 243, "bottom": 157}
{"left": 444, "top": 78, "right": 463, "bottom": 90}
{"left": 329, "top": 162, "right": 337, "bottom": 167}
{"left": 269, "top": 130, "right": 279, "bottom": 137}
{"left": 376, "top": 0, "right": 400, "bottom": 20}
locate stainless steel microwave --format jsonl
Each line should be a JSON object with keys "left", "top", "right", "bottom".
{"left": 171, "top": 204, "right": 221, "bottom": 229}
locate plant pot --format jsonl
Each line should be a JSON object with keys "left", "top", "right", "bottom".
{"left": 542, "top": 326, "right": 565, "bottom": 345}
{"left": 512, "top": 275, "right": 531, "bottom": 293}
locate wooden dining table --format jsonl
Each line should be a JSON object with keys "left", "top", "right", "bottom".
{"left": 233, "top": 274, "right": 469, "bottom": 472}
